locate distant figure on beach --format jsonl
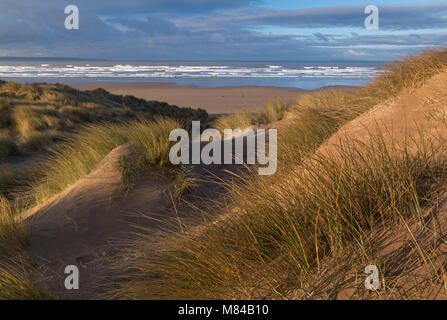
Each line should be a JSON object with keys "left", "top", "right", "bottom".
{"left": 241, "top": 92, "right": 245, "bottom": 99}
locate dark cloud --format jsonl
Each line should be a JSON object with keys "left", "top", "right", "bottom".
{"left": 178, "top": 3, "right": 447, "bottom": 30}
{"left": 0, "top": 1, "right": 446, "bottom": 60}
{"left": 313, "top": 32, "right": 330, "bottom": 42}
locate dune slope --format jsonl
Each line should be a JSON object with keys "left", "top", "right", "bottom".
{"left": 24, "top": 145, "right": 171, "bottom": 299}
{"left": 117, "top": 51, "right": 447, "bottom": 300}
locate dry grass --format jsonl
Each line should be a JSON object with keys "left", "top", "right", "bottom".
{"left": 0, "top": 117, "right": 183, "bottom": 299}
{"left": 0, "top": 118, "right": 181, "bottom": 215}
{"left": 215, "top": 97, "right": 289, "bottom": 132}
{"left": 0, "top": 196, "right": 28, "bottom": 255}
{"left": 169, "top": 167, "right": 198, "bottom": 203}
{"left": 364, "top": 48, "right": 447, "bottom": 102}
{"left": 0, "top": 257, "right": 52, "bottom": 300}
{"left": 3, "top": 49, "right": 447, "bottom": 300}
{"left": 214, "top": 108, "right": 253, "bottom": 132}
{"left": 110, "top": 49, "right": 447, "bottom": 300}
{"left": 0, "top": 116, "right": 185, "bottom": 299}
{"left": 0, "top": 129, "right": 16, "bottom": 159}
{"left": 0, "top": 116, "right": 186, "bottom": 219}
{"left": 0, "top": 81, "right": 203, "bottom": 230}
{"left": 0, "top": 80, "right": 208, "bottom": 299}
{"left": 0, "top": 81, "right": 208, "bottom": 157}
{"left": 115, "top": 117, "right": 447, "bottom": 300}
{"left": 0, "top": 196, "right": 51, "bottom": 299}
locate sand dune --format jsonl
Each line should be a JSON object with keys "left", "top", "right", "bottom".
{"left": 23, "top": 145, "right": 171, "bottom": 298}
{"left": 5, "top": 50, "right": 447, "bottom": 300}
{"left": 23, "top": 140, "right": 249, "bottom": 298}
{"left": 25, "top": 73, "right": 447, "bottom": 298}
{"left": 286, "top": 71, "right": 447, "bottom": 299}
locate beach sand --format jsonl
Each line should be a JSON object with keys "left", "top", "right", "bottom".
{"left": 72, "top": 82, "right": 358, "bottom": 115}
{"left": 72, "top": 82, "right": 310, "bottom": 115}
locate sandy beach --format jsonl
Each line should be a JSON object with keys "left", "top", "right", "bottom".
{"left": 72, "top": 82, "right": 311, "bottom": 115}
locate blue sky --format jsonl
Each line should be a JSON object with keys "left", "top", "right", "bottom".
{"left": 0, "top": 1, "right": 446, "bottom": 61}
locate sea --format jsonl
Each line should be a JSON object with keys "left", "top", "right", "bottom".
{"left": 0, "top": 60, "right": 384, "bottom": 90}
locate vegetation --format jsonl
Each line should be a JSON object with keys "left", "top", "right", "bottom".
{"left": 0, "top": 81, "right": 206, "bottom": 299}
{"left": 0, "top": 256, "right": 51, "bottom": 300}
{"left": 0, "top": 81, "right": 207, "bottom": 158}
{"left": 2, "top": 49, "right": 447, "bottom": 299}
{"left": 0, "top": 196, "right": 51, "bottom": 299}
{"left": 363, "top": 48, "right": 447, "bottom": 103}
{"left": 0, "top": 116, "right": 187, "bottom": 299}
{"left": 111, "top": 49, "right": 447, "bottom": 299}
{"left": 214, "top": 97, "right": 288, "bottom": 132}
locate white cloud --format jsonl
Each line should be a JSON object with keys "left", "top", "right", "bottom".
{"left": 347, "top": 49, "right": 367, "bottom": 56}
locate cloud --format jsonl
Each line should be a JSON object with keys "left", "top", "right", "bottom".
{"left": 0, "top": 1, "right": 446, "bottom": 60}
{"left": 101, "top": 16, "right": 180, "bottom": 36}
{"left": 347, "top": 49, "right": 367, "bottom": 56}
{"left": 176, "top": 3, "right": 447, "bottom": 31}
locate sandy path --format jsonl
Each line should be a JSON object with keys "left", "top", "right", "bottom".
{"left": 25, "top": 145, "right": 176, "bottom": 299}
{"left": 24, "top": 134, "right": 258, "bottom": 299}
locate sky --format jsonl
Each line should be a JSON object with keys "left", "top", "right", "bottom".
{"left": 0, "top": 0, "right": 446, "bottom": 61}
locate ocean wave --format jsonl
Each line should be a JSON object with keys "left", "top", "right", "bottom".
{"left": 0, "top": 64, "right": 378, "bottom": 79}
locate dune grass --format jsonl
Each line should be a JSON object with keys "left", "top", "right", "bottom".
{"left": 110, "top": 49, "right": 447, "bottom": 299}
{"left": 0, "top": 196, "right": 51, "bottom": 299}
{"left": 2, "top": 49, "right": 447, "bottom": 300}
{"left": 115, "top": 113, "right": 447, "bottom": 300}
{"left": 363, "top": 48, "right": 447, "bottom": 103}
{"left": 109, "top": 101, "right": 372, "bottom": 299}
{"left": 294, "top": 48, "right": 447, "bottom": 117}
{"left": 214, "top": 97, "right": 289, "bottom": 132}
{"left": 0, "top": 256, "right": 52, "bottom": 300}
{"left": 1, "top": 117, "right": 181, "bottom": 214}
{"left": 0, "top": 80, "right": 204, "bottom": 300}
{"left": 0, "top": 117, "right": 183, "bottom": 299}
{"left": 0, "top": 129, "right": 17, "bottom": 159}
{"left": 0, "top": 196, "right": 28, "bottom": 255}
{"left": 0, "top": 79, "right": 206, "bottom": 209}
{"left": 0, "top": 81, "right": 207, "bottom": 158}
